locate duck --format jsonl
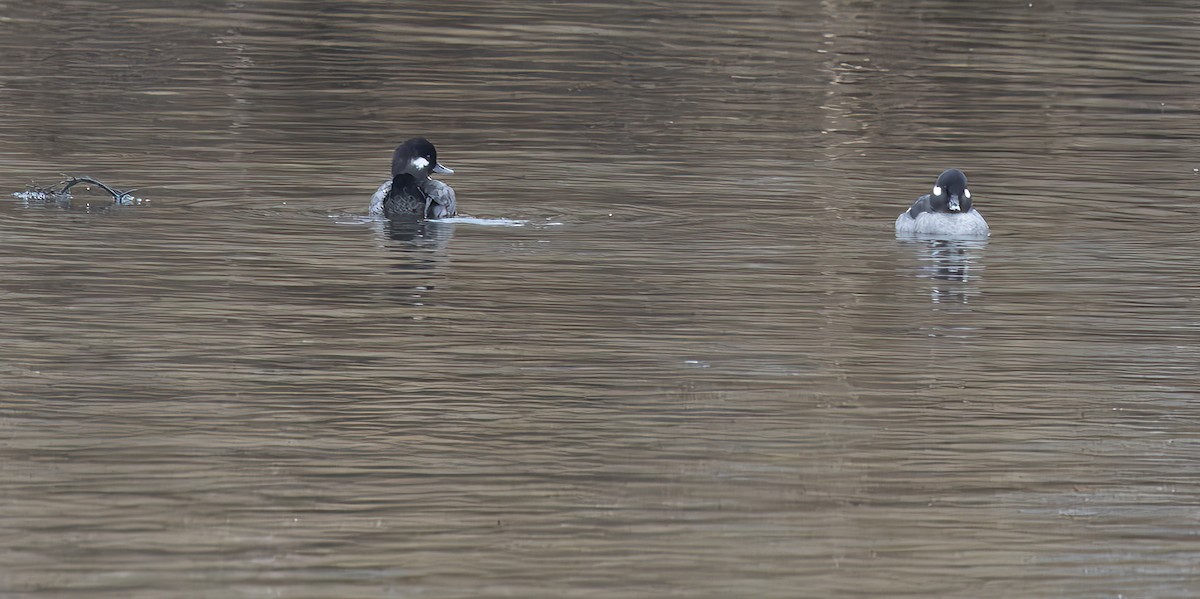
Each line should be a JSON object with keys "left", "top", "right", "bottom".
{"left": 369, "top": 137, "right": 456, "bottom": 219}
{"left": 895, "top": 169, "right": 989, "bottom": 236}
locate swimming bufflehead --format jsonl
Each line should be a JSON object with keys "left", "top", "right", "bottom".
{"left": 369, "top": 137, "right": 456, "bottom": 219}
{"left": 895, "top": 169, "right": 989, "bottom": 236}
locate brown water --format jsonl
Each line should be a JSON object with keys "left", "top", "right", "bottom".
{"left": 1, "top": 1, "right": 1199, "bottom": 597}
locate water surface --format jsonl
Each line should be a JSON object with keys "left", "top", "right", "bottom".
{"left": 1, "top": 1, "right": 1199, "bottom": 597}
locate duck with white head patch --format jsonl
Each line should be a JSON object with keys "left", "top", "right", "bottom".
{"left": 369, "top": 137, "right": 457, "bottom": 219}
{"left": 895, "top": 168, "right": 989, "bottom": 236}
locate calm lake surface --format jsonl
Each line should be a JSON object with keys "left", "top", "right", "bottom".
{"left": 1, "top": 1, "right": 1199, "bottom": 597}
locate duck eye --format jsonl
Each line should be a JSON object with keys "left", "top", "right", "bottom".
{"left": 933, "top": 185, "right": 942, "bottom": 196}
{"left": 964, "top": 189, "right": 971, "bottom": 199}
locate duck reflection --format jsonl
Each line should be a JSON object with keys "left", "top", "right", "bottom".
{"left": 369, "top": 217, "right": 456, "bottom": 316}
{"left": 369, "top": 218, "right": 453, "bottom": 285}
{"left": 375, "top": 218, "right": 457, "bottom": 249}
{"left": 902, "top": 237, "right": 987, "bottom": 307}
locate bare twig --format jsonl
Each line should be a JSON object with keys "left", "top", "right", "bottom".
{"left": 57, "top": 176, "right": 136, "bottom": 201}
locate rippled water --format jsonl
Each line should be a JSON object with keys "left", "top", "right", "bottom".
{"left": 1, "top": 1, "right": 1199, "bottom": 597}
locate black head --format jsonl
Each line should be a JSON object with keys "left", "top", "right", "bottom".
{"left": 391, "top": 137, "right": 454, "bottom": 179}
{"left": 929, "top": 168, "right": 972, "bottom": 213}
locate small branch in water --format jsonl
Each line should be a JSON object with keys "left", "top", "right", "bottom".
{"left": 57, "top": 176, "right": 136, "bottom": 201}
{"left": 14, "top": 175, "right": 141, "bottom": 205}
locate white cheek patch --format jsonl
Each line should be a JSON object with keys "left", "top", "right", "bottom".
{"left": 933, "top": 185, "right": 942, "bottom": 196}
{"left": 410, "top": 157, "right": 430, "bottom": 170}
{"left": 964, "top": 189, "right": 971, "bottom": 199}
